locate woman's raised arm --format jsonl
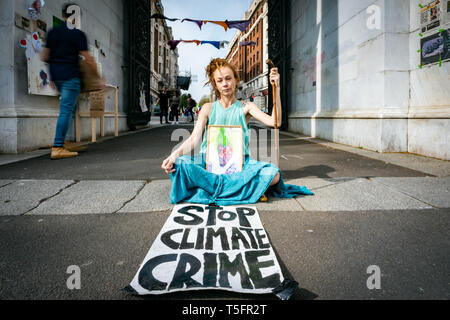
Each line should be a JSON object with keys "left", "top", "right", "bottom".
{"left": 248, "top": 67, "right": 282, "bottom": 128}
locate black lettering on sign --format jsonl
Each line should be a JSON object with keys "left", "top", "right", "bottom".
{"left": 205, "top": 206, "right": 223, "bottom": 226}
{"left": 160, "top": 229, "right": 183, "bottom": 250}
{"left": 179, "top": 228, "right": 195, "bottom": 250}
{"left": 231, "top": 227, "right": 251, "bottom": 250}
{"left": 174, "top": 206, "right": 204, "bottom": 226}
{"left": 239, "top": 228, "right": 258, "bottom": 249}
{"left": 218, "top": 210, "right": 237, "bottom": 222}
{"left": 236, "top": 207, "right": 256, "bottom": 227}
{"left": 255, "top": 229, "right": 271, "bottom": 249}
{"left": 203, "top": 253, "right": 218, "bottom": 287}
{"left": 138, "top": 254, "right": 178, "bottom": 291}
{"left": 219, "top": 253, "right": 253, "bottom": 289}
{"left": 168, "top": 254, "right": 202, "bottom": 290}
{"left": 205, "top": 227, "right": 230, "bottom": 251}
{"left": 195, "top": 228, "right": 205, "bottom": 250}
{"left": 245, "top": 250, "right": 281, "bottom": 289}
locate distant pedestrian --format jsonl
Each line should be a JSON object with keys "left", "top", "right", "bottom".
{"left": 170, "top": 90, "right": 181, "bottom": 125}
{"left": 187, "top": 94, "right": 196, "bottom": 122}
{"left": 41, "top": 2, "right": 100, "bottom": 160}
{"left": 157, "top": 86, "right": 170, "bottom": 124}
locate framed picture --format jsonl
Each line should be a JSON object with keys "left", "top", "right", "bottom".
{"left": 206, "top": 125, "right": 244, "bottom": 175}
{"left": 25, "top": 34, "right": 58, "bottom": 96}
{"left": 420, "top": 28, "right": 450, "bottom": 66}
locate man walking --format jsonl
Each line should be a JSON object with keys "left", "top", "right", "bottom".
{"left": 187, "top": 94, "right": 196, "bottom": 122}
{"left": 170, "top": 90, "right": 181, "bottom": 125}
{"left": 157, "top": 86, "right": 170, "bottom": 124}
{"left": 41, "top": 3, "right": 99, "bottom": 159}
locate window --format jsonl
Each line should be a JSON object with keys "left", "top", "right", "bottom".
{"left": 159, "top": 63, "right": 161, "bottom": 73}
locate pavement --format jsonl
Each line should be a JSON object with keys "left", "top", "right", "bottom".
{"left": 0, "top": 116, "right": 449, "bottom": 300}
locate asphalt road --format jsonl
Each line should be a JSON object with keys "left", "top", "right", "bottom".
{"left": 0, "top": 124, "right": 447, "bottom": 301}
{"left": 0, "top": 209, "right": 448, "bottom": 300}
{"left": 0, "top": 125, "right": 429, "bottom": 181}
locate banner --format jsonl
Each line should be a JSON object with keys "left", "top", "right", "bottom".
{"left": 150, "top": 14, "right": 251, "bottom": 32}
{"left": 126, "top": 204, "right": 297, "bottom": 298}
{"left": 168, "top": 40, "right": 229, "bottom": 51}
{"left": 421, "top": 28, "right": 450, "bottom": 65}
{"left": 420, "top": 0, "right": 450, "bottom": 33}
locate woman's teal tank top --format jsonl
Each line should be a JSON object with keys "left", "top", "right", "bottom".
{"left": 200, "top": 100, "right": 250, "bottom": 156}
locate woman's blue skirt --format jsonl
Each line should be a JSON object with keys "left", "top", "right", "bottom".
{"left": 169, "top": 154, "right": 314, "bottom": 206}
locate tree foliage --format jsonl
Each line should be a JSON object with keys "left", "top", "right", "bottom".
{"left": 198, "top": 95, "right": 212, "bottom": 107}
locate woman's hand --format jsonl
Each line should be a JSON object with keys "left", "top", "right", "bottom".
{"left": 269, "top": 67, "right": 280, "bottom": 88}
{"left": 162, "top": 154, "right": 177, "bottom": 175}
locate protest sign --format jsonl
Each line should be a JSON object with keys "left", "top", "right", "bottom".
{"left": 126, "top": 204, "right": 296, "bottom": 298}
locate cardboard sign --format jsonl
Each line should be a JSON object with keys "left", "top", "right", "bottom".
{"left": 127, "top": 205, "right": 291, "bottom": 297}
{"left": 206, "top": 126, "right": 244, "bottom": 175}
{"left": 89, "top": 89, "right": 105, "bottom": 117}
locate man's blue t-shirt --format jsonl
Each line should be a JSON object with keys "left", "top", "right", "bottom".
{"left": 45, "top": 24, "right": 88, "bottom": 81}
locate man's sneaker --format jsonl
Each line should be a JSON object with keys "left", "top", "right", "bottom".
{"left": 64, "top": 142, "right": 87, "bottom": 152}
{"left": 51, "top": 147, "right": 78, "bottom": 160}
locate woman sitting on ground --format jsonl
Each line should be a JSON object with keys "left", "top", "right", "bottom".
{"left": 161, "top": 58, "right": 313, "bottom": 205}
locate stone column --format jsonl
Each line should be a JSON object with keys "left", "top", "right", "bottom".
{"left": 380, "top": 0, "right": 410, "bottom": 152}
{"left": 0, "top": 0, "right": 17, "bottom": 153}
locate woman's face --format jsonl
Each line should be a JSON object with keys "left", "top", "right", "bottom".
{"left": 213, "top": 66, "right": 237, "bottom": 97}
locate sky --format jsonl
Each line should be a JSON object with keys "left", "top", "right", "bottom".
{"left": 161, "top": 0, "right": 251, "bottom": 100}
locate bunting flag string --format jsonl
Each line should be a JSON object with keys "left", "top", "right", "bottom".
{"left": 150, "top": 13, "right": 179, "bottom": 22}
{"left": 239, "top": 41, "right": 257, "bottom": 47}
{"left": 151, "top": 14, "right": 251, "bottom": 32}
{"left": 168, "top": 40, "right": 230, "bottom": 51}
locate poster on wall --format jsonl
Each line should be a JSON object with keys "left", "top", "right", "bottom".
{"left": 24, "top": 34, "right": 57, "bottom": 96}
{"left": 126, "top": 204, "right": 297, "bottom": 299}
{"left": 420, "top": 0, "right": 450, "bottom": 33}
{"left": 421, "top": 28, "right": 450, "bottom": 65}
{"left": 206, "top": 126, "right": 244, "bottom": 175}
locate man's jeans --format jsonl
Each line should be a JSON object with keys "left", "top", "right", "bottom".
{"left": 53, "top": 78, "right": 81, "bottom": 147}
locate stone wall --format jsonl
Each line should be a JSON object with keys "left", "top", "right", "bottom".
{"left": 0, "top": 0, "right": 129, "bottom": 153}
{"left": 287, "top": 0, "right": 449, "bottom": 160}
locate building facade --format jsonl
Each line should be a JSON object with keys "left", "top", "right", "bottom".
{"left": 226, "top": 0, "right": 269, "bottom": 112}
{"left": 273, "top": 0, "right": 449, "bottom": 160}
{"left": 150, "top": 0, "right": 179, "bottom": 105}
{"left": 0, "top": 0, "right": 133, "bottom": 153}
{"left": 1, "top": 0, "right": 178, "bottom": 154}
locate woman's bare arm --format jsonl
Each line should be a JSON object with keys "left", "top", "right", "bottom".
{"left": 172, "top": 103, "right": 211, "bottom": 158}
{"left": 247, "top": 68, "right": 281, "bottom": 128}
{"left": 161, "top": 103, "right": 212, "bottom": 174}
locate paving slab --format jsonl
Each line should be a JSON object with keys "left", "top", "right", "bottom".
{"left": 28, "top": 181, "right": 146, "bottom": 215}
{"left": 255, "top": 197, "right": 304, "bottom": 212}
{"left": 0, "top": 180, "right": 75, "bottom": 216}
{"left": 119, "top": 180, "right": 173, "bottom": 213}
{"left": 120, "top": 179, "right": 305, "bottom": 213}
{"left": 0, "top": 180, "right": 14, "bottom": 188}
{"left": 373, "top": 177, "right": 450, "bottom": 208}
{"left": 288, "top": 178, "right": 434, "bottom": 211}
